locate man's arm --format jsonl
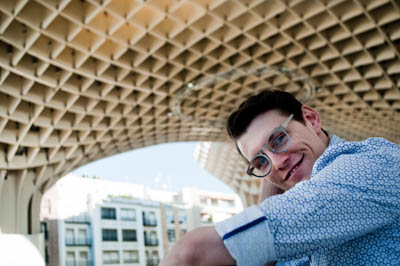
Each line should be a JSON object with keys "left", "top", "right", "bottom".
{"left": 160, "top": 226, "right": 236, "bottom": 266}
{"left": 259, "top": 179, "right": 283, "bottom": 266}
{"left": 160, "top": 180, "right": 282, "bottom": 266}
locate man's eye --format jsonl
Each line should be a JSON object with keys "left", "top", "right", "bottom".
{"left": 274, "top": 133, "right": 285, "bottom": 145}
{"left": 253, "top": 156, "right": 269, "bottom": 170}
{"left": 270, "top": 131, "right": 287, "bottom": 150}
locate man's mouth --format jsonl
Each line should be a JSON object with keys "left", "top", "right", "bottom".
{"left": 285, "top": 155, "right": 304, "bottom": 181}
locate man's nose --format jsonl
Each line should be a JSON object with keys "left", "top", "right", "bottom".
{"left": 268, "top": 151, "right": 290, "bottom": 171}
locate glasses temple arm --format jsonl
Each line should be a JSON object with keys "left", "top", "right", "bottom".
{"left": 282, "top": 114, "right": 294, "bottom": 128}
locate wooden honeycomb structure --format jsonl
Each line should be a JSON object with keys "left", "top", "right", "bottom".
{"left": 0, "top": 0, "right": 399, "bottom": 232}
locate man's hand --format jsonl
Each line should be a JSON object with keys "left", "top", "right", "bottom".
{"left": 160, "top": 226, "right": 236, "bottom": 266}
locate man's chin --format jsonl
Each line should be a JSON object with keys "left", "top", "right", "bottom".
{"left": 275, "top": 183, "right": 292, "bottom": 192}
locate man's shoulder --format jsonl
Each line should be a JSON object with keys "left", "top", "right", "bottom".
{"left": 312, "top": 135, "right": 399, "bottom": 177}
{"left": 359, "top": 136, "right": 399, "bottom": 149}
{"left": 340, "top": 137, "right": 399, "bottom": 162}
{"left": 325, "top": 135, "right": 398, "bottom": 157}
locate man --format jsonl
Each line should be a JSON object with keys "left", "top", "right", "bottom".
{"left": 160, "top": 90, "right": 400, "bottom": 265}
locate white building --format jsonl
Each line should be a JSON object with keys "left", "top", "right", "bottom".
{"left": 91, "top": 197, "right": 163, "bottom": 266}
{"left": 179, "top": 188, "right": 243, "bottom": 226}
{"left": 41, "top": 174, "right": 163, "bottom": 266}
{"left": 41, "top": 174, "right": 242, "bottom": 265}
{"left": 160, "top": 188, "right": 243, "bottom": 254}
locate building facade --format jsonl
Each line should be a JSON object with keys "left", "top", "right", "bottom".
{"left": 41, "top": 174, "right": 242, "bottom": 265}
{"left": 91, "top": 198, "right": 163, "bottom": 266}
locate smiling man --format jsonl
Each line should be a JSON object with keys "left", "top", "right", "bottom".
{"left": 160, "top": 90, "right": 400, "bottom": 265}
{"left": 235, "top": 107, "right": 328, "bottom": 191}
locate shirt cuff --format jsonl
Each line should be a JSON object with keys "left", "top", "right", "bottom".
{"left": 215, "top": 205, "right": 276, "bottom": 266}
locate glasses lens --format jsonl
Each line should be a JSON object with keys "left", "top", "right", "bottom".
{"left": 250, "top": 154, "right": 271, "bottom": 177}
{"left": 268, "top": 129, "right": 289, "bottom": 152}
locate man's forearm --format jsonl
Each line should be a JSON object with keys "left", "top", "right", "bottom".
{"left": 161, "top": 180, "right": 280, "bottom": 266}
{"left": 160, "top": 226, "right": 236, "bottom": 266}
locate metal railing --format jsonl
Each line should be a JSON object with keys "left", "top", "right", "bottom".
{"left": 146, "top": 258, "right": 160, "bottom": 266}
{"left": 65, "top": 216, "right": 90, "bottom": 224}
{"left": 143, "top": 218, "right": 157, "bottom": 227}
{"left": 103, "top": 259, "right": 120, "bottom": 264}
{"left": 121, "top": 216, "right": 136, "bottom": 221}
{"left": 65, "top": 237, "right": 91, "bottom": 246}
{"left": 123, "top": 258, "right": 140, "bottom": 264}
{"left": 144, "top": 238, "right": 159, "bottom": 247}
{"left": 65, "top": 260, "right": 92, "bottom": 266}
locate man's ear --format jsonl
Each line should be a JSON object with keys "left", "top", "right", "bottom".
{"left": 301, "top": 105, "right": 322, "bottom": 133}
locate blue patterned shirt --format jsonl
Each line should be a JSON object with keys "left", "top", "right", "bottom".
{"left": 215, "top": 135, "right": 400, "bottom": 265}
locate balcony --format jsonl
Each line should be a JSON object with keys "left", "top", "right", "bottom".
{"left": 65, "top": 260, "right": 92, "bottom": 266}
{"left": 103, "top": 259, "right": 120, "bottom": 264}
{"left": 142, "top": 218, "right": 157, "bottom": 227}
{"left": 121, "top": 216, "right": 136, "bottom": 222}
{"left": 123, "top": 258, "right": 140, "bottom": 264}
{"left": 65, "top": 216, "right": 90, "bottom": 224}
{"left": 144, "top": 238, "right": 159, "bottom": 247}
{"left": 65, "top": 237, "right": 91, "bottom": 246}
{"left": 146, "top": 258, "right": 160, "bottom": 266}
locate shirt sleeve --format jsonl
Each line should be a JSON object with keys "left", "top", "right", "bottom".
{"left": 214, "top": 205, "right": 277, "bottom": 265}
{"left": 215, "top": 139, "right": 400, "bottom": 264}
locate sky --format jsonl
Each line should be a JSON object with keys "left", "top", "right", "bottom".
{"left": 72, "top": 142, "right": 235, "bottom": 194}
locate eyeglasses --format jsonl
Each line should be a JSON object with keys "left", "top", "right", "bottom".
{"left": 247, "top": 114, "right": 294, "bottom": 178}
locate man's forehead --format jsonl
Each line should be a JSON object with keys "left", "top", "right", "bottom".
{"left": 247, "top": 110, "right": 287, "bottom": 133}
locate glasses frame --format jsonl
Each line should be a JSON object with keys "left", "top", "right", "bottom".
{"left": 246, "top": 114, "right": 294, "bottom": 178}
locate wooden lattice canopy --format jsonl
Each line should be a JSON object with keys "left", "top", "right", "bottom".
{"left": 0, "top": 0, "right": 399, "bottom": 233}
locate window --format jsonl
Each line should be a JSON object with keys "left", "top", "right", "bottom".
{"left": 79, "top": 251, "right": 89, "bottom": 266}
{"left": 166, "top": 213, "right": 174, "bottom": 224}
{"left": 77, "top": 229, "right": 88, "bottom": 245}
{"left": 147, "top": 251, "right": 159, "bottom": 266}
{"left": 166, "top": 206, "right": 174, "bottom": 224}
{"left": 121, "top": 208, "right": 136, "bottom": 221}
{"left": 144, "top": 231, "right": 158, "bottom": 246}
{"left": 103, "top": 251, "right": 119, "bottom": 264}
{"left": 167, "top": 229, "right": 175, "bottom": 242}
{"left": 41, "top": 222, "right": 48, "bottom": 240}
{"left": 123, "top": 250, "right": 139, "bottom": 264}
{"left": 65, "top": 228, "right": 75, "bottom": 245}
{"left": 66, "top": 252, "right": 75, "bottom": 266}
{"left": 45, "top": 247, "right": 49, "bottom": 264}
{"left": 143, "top": 211, "right": 157, "bottom": 226}
{"left": 178, "top": 209, "right": 186, "bottom": 224}
{"left": 102, "top": 229, "right": 118, "bottom": 241}
{"left": 150, "top": 231, "right": 157, "bottom": 241}
{"left": 101, "top": 207, "right": 116, "bottom": 220}
{"left": 122, "top": 229, "right": 137, "bottom": 242}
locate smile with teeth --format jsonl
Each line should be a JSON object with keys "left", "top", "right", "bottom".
{"left": 289, "top": 165, "right": 299, "bottom": 177}
{"left": 286, "top": 155, "right": 304, "bottom": 181}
